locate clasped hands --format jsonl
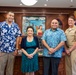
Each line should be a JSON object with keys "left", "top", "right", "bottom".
{"left": 48, "top": 48, "right": 56, "bottom": 54}
{"left": 65, "top": 49, "right": 71, "bottom": 55}
{"left": 27, "top": 53, "right": 34, "bottom": 59}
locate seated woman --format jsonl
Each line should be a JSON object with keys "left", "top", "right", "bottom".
{"left": 21, "top": 26, "right": 39, "bottom": 75}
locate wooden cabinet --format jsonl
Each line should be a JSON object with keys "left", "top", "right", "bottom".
{"left": 13, "top": 56, "right": 65, "bottom": 75}
{"left": 13, "top": 56, "right": 66, "bottom": 75}
{"left": 36, "top": 56, "right": 66, "bottom": 75}
{"left": 35, "top": 56, "right": 43, "bottom": 75}
{"left": 58, "top": 57, "right": 66, "bottom": 75}
{"left": 13, "top": 56, "right": 24, "bottom": 75}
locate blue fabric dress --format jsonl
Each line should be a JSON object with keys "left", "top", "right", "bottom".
{"left": 21, "top": 38, "right": 39, "bottom": 73}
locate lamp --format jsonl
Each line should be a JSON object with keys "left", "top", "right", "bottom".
{"left": 21, "top": 0, "right": 37, "bottom": 6}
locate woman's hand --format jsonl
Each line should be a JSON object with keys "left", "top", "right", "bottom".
{"left": 27, "top": 54, "right": 34, "bottom": 59}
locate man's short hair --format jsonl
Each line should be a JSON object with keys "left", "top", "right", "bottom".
{"left": 7, "top": 11, "right": 14, "bottom": 14}
{"left": 68, "top": 16, "right": 75, "bottom": 21}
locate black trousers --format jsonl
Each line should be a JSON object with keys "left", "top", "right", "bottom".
{"left": 43, "top": 57, "right": 61, "bottom": 75}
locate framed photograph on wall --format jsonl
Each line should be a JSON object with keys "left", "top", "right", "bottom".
{"left": 22, "top": 16, "right": 46, "bottom": 55}
{"left": 22, "top": 16, "right": 46, "bottom": 36}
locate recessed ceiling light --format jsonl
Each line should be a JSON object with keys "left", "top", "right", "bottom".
{"left": 46, "top": 0, "right": 48, "bottom": 1}
{"left": 71, "top": 0, "right": 73, "bottom": 2}
{"left": 20, "top": 4, "right": 22, "bottom": 5}
{"left": 21, "top": 0, "right": 37, "bottom": 6}
{"left": 44, "top": 4, "right": 47, "bottom": 6}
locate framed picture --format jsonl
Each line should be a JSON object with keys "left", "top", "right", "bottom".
{"left": 22, "top": 16, "right": 46, "bottom": 36}
{"left": 22, "top": 16, "right": 46, "bottom": 52}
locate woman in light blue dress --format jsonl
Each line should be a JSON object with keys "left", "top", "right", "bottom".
{"left": 21, "top": 26, "right": 39, "bottom": 75}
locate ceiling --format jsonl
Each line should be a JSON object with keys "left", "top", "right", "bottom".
{"left": 0, "top": 0, "right": 76, "bottom": 8}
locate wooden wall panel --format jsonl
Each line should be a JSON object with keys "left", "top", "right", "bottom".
{"left": 0, "top": 7, "right": 76, "bottom": 75}
{"left": 0, "top": 7, "right": 76, "bottom": 31}
{"left": 0, "top": 13, "right": 6, "bottom": 22}
{"left": 0, "top": 13, "right": 69, "bottom": 31}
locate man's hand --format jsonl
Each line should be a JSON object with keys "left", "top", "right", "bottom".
{"left": 48, "top": 48, "right": 55, "bottom": 54}
{"left": 14, "top": 50, "right": 18, "bottom": 56}
{"left": 65, "top": 49, "right": 70, "bottom": 55}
